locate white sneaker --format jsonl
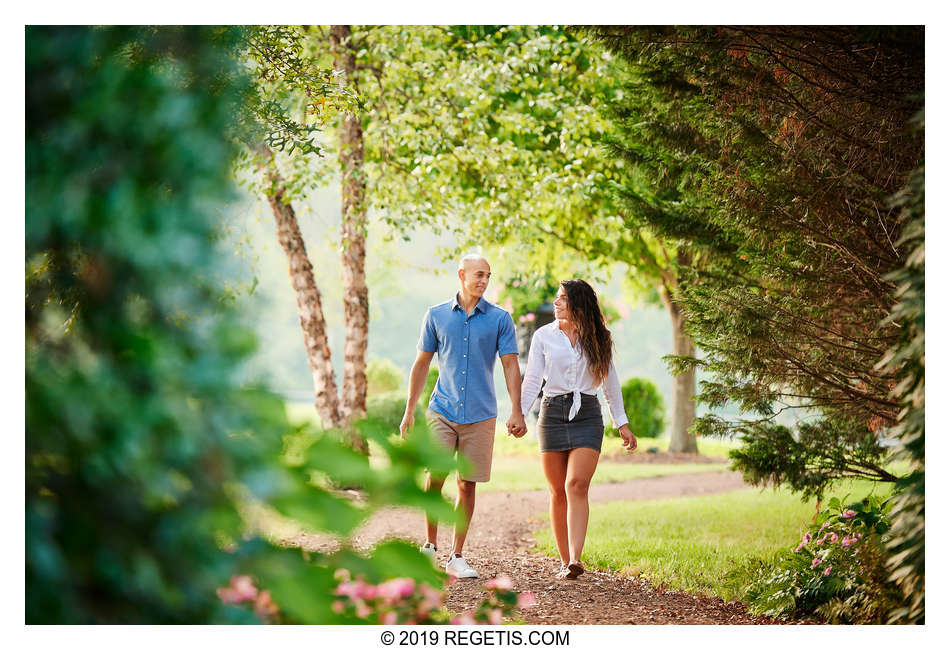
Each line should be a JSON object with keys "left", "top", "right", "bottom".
{"left": 420, "top": 542, "right": 438, "bottom": 564}
{"left": 445, "top": 554, "right": 478, "bottom": 579}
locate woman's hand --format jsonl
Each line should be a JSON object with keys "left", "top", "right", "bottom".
{"left": 618, "top": 424, "right": 637, "bottom": 451}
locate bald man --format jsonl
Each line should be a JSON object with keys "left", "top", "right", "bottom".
{"left": 400, "top": 254, "right": 527, "bottom": 578}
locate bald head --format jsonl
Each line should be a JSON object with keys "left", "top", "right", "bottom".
{"left": 458, "top": 253, "right": 490, "bottom": 272}
{"left": 457, "top": 254, "right": 491, "bottom": 302}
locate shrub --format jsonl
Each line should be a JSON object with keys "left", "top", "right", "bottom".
{"left": 422, "top": 366, "right": 440, "bottom": 411}
{"left": 367, "top": 358, "right": 405, "bottom": 395}
{"left": 326, "top": 570, "right": 535, "bottom": 625}
{"left": 26, "top": 25, "right": 461, "bottom": 624}
{"left": 366, "top": 391, "right": 420, "bottom": 431}
{"left": 741, "top": 495, "right": 904, "bottom": 623}
{"left": 614, "top": 377, "right": 665, "bottom": 438}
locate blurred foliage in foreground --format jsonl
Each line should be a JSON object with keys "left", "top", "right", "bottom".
{"left": 26, "top": 25, "right": 456, "bottom": 624}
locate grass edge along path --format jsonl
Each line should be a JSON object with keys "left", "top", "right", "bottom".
{"left": 532, "top": 480, "right": 895, "bottom": 603}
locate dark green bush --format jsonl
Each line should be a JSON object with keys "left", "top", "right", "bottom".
{"left": 25, "top": 26, "right": 457, "bottom": 624}
{"left": 614, "top": 377, "right": 665, "bottom": 438}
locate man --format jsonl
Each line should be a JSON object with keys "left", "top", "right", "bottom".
{"left": 399, "top": 254, "right": 527, "bottom": 579}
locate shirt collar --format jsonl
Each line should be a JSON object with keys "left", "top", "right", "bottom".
{"left": 452, "top": 293, "right": 487, "bottom": 314}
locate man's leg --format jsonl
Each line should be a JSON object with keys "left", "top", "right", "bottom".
{"left": 423, "top": 409, "right": 459, "bottom": 552}
{"left": 424, "top": 472, "right": 447, "bottom": 545}
{"left": 450, "top": 478, "right": 477, "bottom": 555}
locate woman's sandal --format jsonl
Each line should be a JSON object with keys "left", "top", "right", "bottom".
{"left": 566, "top": 562, "right": 585, "bottom": 579}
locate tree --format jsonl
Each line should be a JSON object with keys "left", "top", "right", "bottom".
{"left": 331, "top": 25, "right": 371, "bottom": 430}
{"left": 586, "top": 27, "right": 923, "bottom": 493}
{"left": 26, "top": 25, "right": 456, "bottom": 623}
{"left": 303, "top": 25, "right": 701, "bottom": 451}
{"left": 878, "top": 157, "right": 924, "bottom": 624}
{"left": 239, "top": 26, "right": 368, "bottom": 452}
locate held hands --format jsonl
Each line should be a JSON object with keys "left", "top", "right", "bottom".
{"left": 399, "top": 410, "right": 415, "bottom": 439}
{"left": 618, "top": 424, "right": 637, "bottom": 451}
{"left": 506, "top": 412, "right": 527, "bottom": 438}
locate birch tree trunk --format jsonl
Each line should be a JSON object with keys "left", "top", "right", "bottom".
{"left": 331, "top": 25, "right": 370, "bottom": 453}
{"left": 258, "top": 148, "right": 344, "bottom": 430}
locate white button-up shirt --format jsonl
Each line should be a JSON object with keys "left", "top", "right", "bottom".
{"left": 520, "top": 321, "right": 629, "bottom": 427}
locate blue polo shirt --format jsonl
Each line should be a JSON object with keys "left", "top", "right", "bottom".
{"left": 418, "top": 295, "right": 519, "bottom": 424}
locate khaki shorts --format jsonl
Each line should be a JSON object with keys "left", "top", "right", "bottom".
{"left": 425, "top": 409, "right": 496, "bottom": 483}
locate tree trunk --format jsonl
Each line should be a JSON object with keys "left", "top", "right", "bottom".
{"left": 657, "top": 250, "right": 699, "bottom": 455}
{"left": 258, "top": 148, "right": 345, "bottom": 431}
{"left": 668, "top": 303, "right": 698, "bottom": 454}
{"left": 331, "top": 25, "right": 370, "bottom": 454}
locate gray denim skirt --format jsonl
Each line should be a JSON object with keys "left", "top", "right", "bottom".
{"left": 537, "top": 392, "right": 604, "bottom": 453}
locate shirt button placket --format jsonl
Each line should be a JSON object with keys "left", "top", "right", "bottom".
{"left": 460, "top": 318, "right": 470, "bottom": 421}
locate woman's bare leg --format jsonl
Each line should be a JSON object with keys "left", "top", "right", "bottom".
{"left": 565, "top": 447, "right": 600, "bottom": 565}
{"left": 541, "top": 451, "right": 571, "bottom": 566}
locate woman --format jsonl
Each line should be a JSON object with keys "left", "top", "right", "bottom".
{"left": 520, "top": 279, "right": 637, "bottom": 579}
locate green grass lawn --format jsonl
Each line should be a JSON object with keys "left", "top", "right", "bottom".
{"left": 533, "top": 479, "right": 896, "bottom": 602}
{"left": 442, "top": 456, "right": 729, "bottom": 496}
{"left": 488, "top": 427, "right": 740, "bottom": 460}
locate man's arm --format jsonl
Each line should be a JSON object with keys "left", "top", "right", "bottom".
{"left": 500, "top": 353, "right": 526, "bottom": 437}
{"left": 400, "top": 349, "right": 435, "bottom": 438}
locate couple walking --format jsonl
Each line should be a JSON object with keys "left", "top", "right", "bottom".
{"left": 399, "top": 254, "right": 636, "bottom": 581}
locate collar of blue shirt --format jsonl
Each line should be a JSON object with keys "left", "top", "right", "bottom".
{"left": 451, "top": 293, "right": 488, "bottom": 314}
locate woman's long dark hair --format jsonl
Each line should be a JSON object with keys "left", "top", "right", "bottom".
{"left": 560, "top": 279, "right": 613, "bottom": 384}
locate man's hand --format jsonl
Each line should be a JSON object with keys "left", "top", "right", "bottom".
{"left": 507, "top": 412, "right": 527, "bottom": 438}
{"left": 618, "top": 424, "right": 637, "bottom": 451}
{"left": 399, "top": 410, "right": 415, "bottom": 439}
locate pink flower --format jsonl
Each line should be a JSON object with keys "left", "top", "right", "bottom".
{"left": 525, "top": 313, "right": 536, "bottom": 323}
{"left": 253, "top": 590, "right": 279, "bottom": 619}
{"left": 217, "top": 575, "right": 258, "bottom": 604}
{"left": 380, "top": 611, "right": 398, "bottom": 625}
{"left": 334, "top": 568, "right": 351, "bottom": 582}
{"left": 823, "top": 566, "right": 832, "bottom": 577}
{"left": 842, "top": 509, "right": 857, "bottom": 519}
{"left": 504, "top": 297, "right": 514, "bottom": 312}
{"left": 819, "top": 522, "right": 830, "bottom": 531}
{"left": 811, "top": 557, "right": 822, "bottom": 568}
{"left": 803, "top": 533, "right": 812, "bottom": 543}
{"left": 355, "top": 601, "right": 372, "bottom": 618}
{"left": 485, "top": 574, "right": 514, "bottom": 591}
{"left": 451, "top": 612, "right": 476, "bottom": 625}
{"left": 377, "top": 577, "right": 414, "bottom": 602}
{"left": 794, "top": 543, "right": 803, "bottom": 553}
{"left": 416, "top": 599, "right": 437, "bottom": 617}
{"left": 517, "top": 592, "right": 538, "bottom": 608}
{"left": 334, "top": 580, "right": 360, "bottom": 598}
{"left": 816, "top": 536, "right": 824, "bottom": 546}
{"left": 488, "top": 608, "right": 503, "bottom": 625}
{"left": 827, "top": 533, "right": 839, "bottom": 543}
{"left": 331, "top": 600, "right": 345, "bottom": 614}
{"left": 420, "top": 583, "right": 443, "bottom": 608}
{"left": 841, "top": 536, "right": 857, "bottom": 547}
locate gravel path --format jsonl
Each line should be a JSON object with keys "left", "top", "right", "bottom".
{"left": 292, "top": 470, "right": 794, "bottom": 624}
